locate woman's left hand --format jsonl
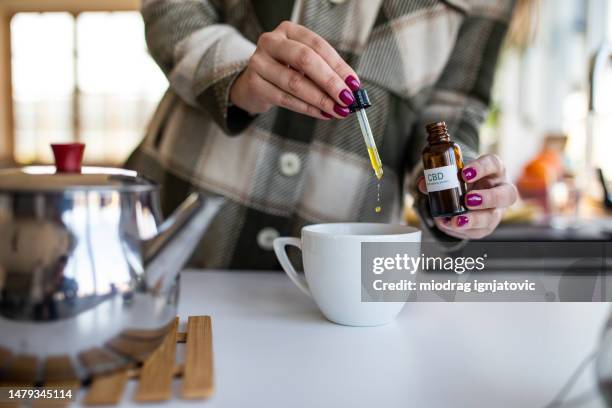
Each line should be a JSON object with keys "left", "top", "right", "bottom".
{"left": 418, "top": 154, "right": 518, "bottom": 239}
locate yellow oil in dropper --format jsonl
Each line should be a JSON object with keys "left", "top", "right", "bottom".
{"left": 367, "top": 146, "right": 383, "bottom": 213}
{"left": 356, "top": 107, "right": 383, "bottom": 213}
{"left": 367, "top": 146, "right": 384, "bottom": 181}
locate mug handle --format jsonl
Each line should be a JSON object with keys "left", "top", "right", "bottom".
{"left": 273, "top": 237, "right": 311, "bottom": 297}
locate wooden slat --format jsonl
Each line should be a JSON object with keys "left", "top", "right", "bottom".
{"left": 42, "top": 356, "right": 78, "bottom": 384}
{"left": 105, "top": 335, "right": 161, "bottom": 363}
{"left": 181, "top": 316, "right": 214, "bottom": 399}
{"left": 32, "top": 391, "right": 76, "bottom": 408}
{"left": 0, "top": 346, "right": 11, "bottom": 369}
{"left": 120, "top": 322, "right": 173, "bottom": 341}
{"left": 134, "top": 318, "right": 178, "bottom": 402}
{"left": 0, "top": 354, "right": 37, "bottom": 385}
{"left": 32, "top": 389, "right": 77, "bottom": 408}
{"left": 176, "top": 332, "right": 187, "bottom": 343}
{"left": 33, "top": 355, "right": 80, "bottom": 408}
{"left": 78, "top": 348, "right": 129, "bottom": 377}
{"left": 83, "top": 370, "right": 128, "bottom": 406}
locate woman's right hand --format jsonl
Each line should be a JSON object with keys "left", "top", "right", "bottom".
{"left": 229, "top": 21, "right": 361, "bottom": 120}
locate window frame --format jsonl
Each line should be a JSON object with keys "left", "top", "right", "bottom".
{"left": 0, "top": 0, "right": 139, "bottom": 165}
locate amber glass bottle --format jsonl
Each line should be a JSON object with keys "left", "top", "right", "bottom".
{"left": 422, "top": 122, "right": 467, "bottom": 217}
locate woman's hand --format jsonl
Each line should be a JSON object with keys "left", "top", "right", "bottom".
{"left": 418, "top": 154, "right": 518, "bottom": 239}
{"left": 229, "top": 21, "right": 361, "bottom": 120}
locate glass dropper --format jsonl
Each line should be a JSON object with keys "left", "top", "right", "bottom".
{"left": 350, "top": 89, "right": 383, "bottom": 180}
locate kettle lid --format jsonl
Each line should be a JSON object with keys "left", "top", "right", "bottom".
{"left": 0, "top": 143, "right": 157, "bottom": 193}
{"left": 0, "top": 166, "right": 157, "bottom": 193}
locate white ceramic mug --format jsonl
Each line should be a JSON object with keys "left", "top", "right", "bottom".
{"left": 273, "top": 223, "right": 421, "bottom": 326}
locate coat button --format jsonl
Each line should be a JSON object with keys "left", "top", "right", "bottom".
{"left": 279, "top": 152, "right": 301, "bottom": 177}
{"left": 257, "top": 227, "right": 280, "bottom": 250}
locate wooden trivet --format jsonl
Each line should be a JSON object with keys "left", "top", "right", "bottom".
{"left": 85, "top": 315, "right": 214, "bottom": 405}
{"left": 0, "top": 316, "right": 214, "bottom": 406}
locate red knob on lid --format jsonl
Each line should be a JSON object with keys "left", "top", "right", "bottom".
{"left": 51, "top": 143, "right": 85, "bottom": 173}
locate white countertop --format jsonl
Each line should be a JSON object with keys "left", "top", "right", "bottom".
{"left": 77, "top": 270, "right": 611, "bottom": 407}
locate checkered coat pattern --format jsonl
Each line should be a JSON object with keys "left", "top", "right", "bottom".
{"left": 127, "top": 0, "right": 515, "bottom": 270}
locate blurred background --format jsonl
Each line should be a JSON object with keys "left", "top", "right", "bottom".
{"left": 0, "top": 0, "right": 611, "bottom": 235}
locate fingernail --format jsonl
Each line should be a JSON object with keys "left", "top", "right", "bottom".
{"left": 320, "top": 110, "right": 333, "bottom": 119}
{"left": 463, "top": 167, "right": 477, "bottom": 181}
{"left": 457, "top": 215, "right": 469, "bottom": 227}
{"left": 339, "top": 89, "right": 354, "bottom": 106}
{"left": 443, "top": 217, "right": 452, "bottom": 225}
{"left": 333, "top": 104, "right": 350, "bottom": 117}
{"left": 345, "top": 75, "right": 360, "bottom": 92}
{"left": 466, "top": 193, "right": 483, "bottom": 207}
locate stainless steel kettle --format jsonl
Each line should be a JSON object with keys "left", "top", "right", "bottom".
{"left": 0, "top": 145, "right": 223, "bottom": 382}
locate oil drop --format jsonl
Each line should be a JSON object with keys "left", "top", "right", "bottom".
{"left": 374, "top": 179, "right": 382, "bottom": 213}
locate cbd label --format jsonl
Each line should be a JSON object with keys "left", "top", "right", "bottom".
{"left": 424, "top": 165, "right": 460, "bottom": 193}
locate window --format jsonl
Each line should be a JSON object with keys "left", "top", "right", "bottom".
{"left": 10, "top": 11, "right": 167, "bottom": 165}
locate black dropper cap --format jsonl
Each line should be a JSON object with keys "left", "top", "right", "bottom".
{"left": 349, "top": 89, "right": 371, "bottom": 113}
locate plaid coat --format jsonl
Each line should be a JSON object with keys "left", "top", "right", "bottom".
{"left": 127, "top": 0, "right": 515, "bottom": 270}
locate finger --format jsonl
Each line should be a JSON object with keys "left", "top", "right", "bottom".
{"left": 442, "top": 209, "right": 502, "bottom": 231}
{"left": 462, "top": 154, "right": 505, "bottom": 184}
{"left": 417, "top": 176, "right": 427, "bottom": 194}
{"left": 249, "top": 72, "right": 330, "bottom": 120}
{"left": 251, "top": 52, "right": 343, "bottom": 118}
{"left": 464, "top": 183, "right": 518, "bottom": 210}
{"left": 434, "top": 218, "right": 469, "bottom": 239}
{"left": 279, "top": 21, "right": 361, "bottom": 91}
{"left": 263, "top": 35, "right": 354, "bottom": 108}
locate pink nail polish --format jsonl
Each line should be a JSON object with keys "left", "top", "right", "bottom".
{"left": 345, "top": 75, "right": 360, "bottom": 92}
{"left": 457, "top": 215, "right": 469, "bottom": 227}
{"left": 339, "top": 89, "right": 354, "bottom": 106}
{"left": 320, "top": 110, "right": 333, "bottom": 119}
{"left": 333, "top": 104, "right": 350, "bottom": 117}
{"left": 463, "top": 167, "right": 477, "bottom": 181}
{"left": 466, "top": 193, "right": 483, "bottom": 207}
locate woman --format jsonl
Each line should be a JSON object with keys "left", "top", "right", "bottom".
{"left": 128, "top": 0, "right": 519, "bottom": 270}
